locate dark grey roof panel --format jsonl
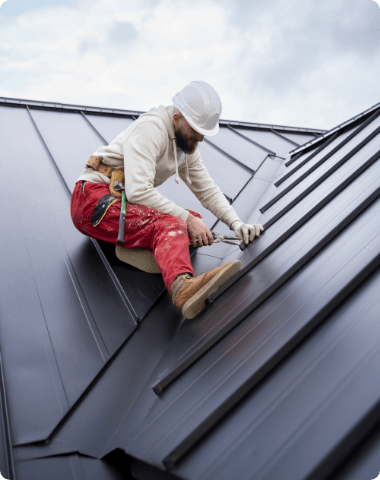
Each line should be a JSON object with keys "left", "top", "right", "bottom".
{"left": 150, "top": 157, "right": 380, "bottom": 395}
{"left": 0, "top": 349, "right": 13, "bottom": 480}
{"left": 15, "top": 454, "right": 123, "bottom": 480}
{"left": 96, "top": 240, "right": 166, "bottom": 321}
{"left": 131, "top": 458, "right": 180, "bottom": 480}
{"left": 272, "top": 124, "right": 358, "bottom": 196}
{"left": 191, "top": 252, "right": 224, "bottom": 277}
{"left": 29, "top": 108, "right": 104, "bottom": 191}
{"left": 4, "top": 94, "right": 376, "bottom": 480}
{"left": 330, "top": 421, "right": 380, "bottom": 480}
{"left": 174, "top": 264, "right": 380, "bottom": 480}
{"left": 281, "top": 131, "right": 318, "bottom": 145}
{"left": 128, "top": 195, "right": 380, "bottom": 471}
{"left": 13, "top": 294, "right": 184, "bottom": 463}
{"left": 233, "top": 127, "right": 295, "bottom": 157}
{"left": 278, "top": 132, "right": 340, "bottom": 181}
{"left": 0, "top": 105, "right": 137, "bottom": 445}
{"left": 84, "top": 114, "right": 135, "bottom": 144}
{"left": 274, "top": 110, "right": 374, "bottom": 186}
{"left": 260, "top": 123, "right": 380, "bottom": 226}
{"left": 218, "top": 137, "right": 380, "bottom": 298}
{"left": 207, "top": 126, "right": 267, "bottom": 171}
{"left": 272, "top": 144, "right": 319, "bottom": 184}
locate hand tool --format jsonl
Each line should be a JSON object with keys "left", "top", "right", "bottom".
{"left": 114, "top": 181, "right": 127, "bottom": 245}
{"left": 191, "top": 231, "right": 242, "bottom": 247}
{"left": 211, "top": 231, "right": 242, "bottom": 245}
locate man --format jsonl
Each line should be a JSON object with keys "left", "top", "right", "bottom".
{"left": 71, "top": 80, "right": 263, "bottom": 319}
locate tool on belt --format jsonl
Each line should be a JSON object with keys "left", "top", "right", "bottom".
{"left": 113, "top": 181, "right": 127, "bottom": 245}
{"left": 86, "top": 155, "right": 124, "bottom": 198}
{"left": 87, "top": 156, "right": 127, "bottom": 240}
{"left": 86, "top": 156, "right": 246, "bottom": 255}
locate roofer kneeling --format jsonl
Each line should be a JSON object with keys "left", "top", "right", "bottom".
{"left": 70, "top": 80, "right": 263, "bottom": 319}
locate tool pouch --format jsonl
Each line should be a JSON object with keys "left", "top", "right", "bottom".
{"left": 90, "top": 194, "right": 118, "bottom": 227}
{"left": 85, "top": 155, "right": 113, "bottom": 178}
{"left": 109, "top": 169, "right": 125, "bottom": 198}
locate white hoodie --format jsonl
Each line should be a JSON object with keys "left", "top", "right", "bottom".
{"left": 77, "top": 105, "right": 240, "bottom": 226}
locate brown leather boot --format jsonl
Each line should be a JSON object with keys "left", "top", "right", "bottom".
{"left": 171, "top": 260, "right": 242, "bottom": 319}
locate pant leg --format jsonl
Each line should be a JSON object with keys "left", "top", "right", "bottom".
{"left": 70, "top": 181, "right": 195, "bottom": 291}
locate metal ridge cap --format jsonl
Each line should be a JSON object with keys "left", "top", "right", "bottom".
{"left": 289, "top": 100, "right": 380, "bottom": 157}
{"left": 0, "top": 95, "right": 325, "bottom": 133}
{"left": 219, "top": 117, "right": 325, "bottom": 134}
{"left": 0, "top": 96, "right": 144, "bottom": 116}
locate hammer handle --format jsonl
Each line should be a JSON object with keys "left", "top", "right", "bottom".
{"left": 117, "top": 191, "right": 126, "bottom": 245}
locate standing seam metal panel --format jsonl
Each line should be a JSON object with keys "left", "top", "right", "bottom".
{"left": 151, "top": 157, "right": 380, "bottom": 395}
{"left": 262, "top": 115, "right": 380, "bottom": 213}
{"left": 123, "top": 184, "right": 380, "bottom": 470}
{"left": 173, "top": 266, "right": 380, "bottom": 480}
{"left": 0, "top": 105, "right": 138, "bottom": 446}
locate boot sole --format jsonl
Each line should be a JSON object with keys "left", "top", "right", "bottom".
{"left": 181, "top": 260, "right": 242, "bottom": 319}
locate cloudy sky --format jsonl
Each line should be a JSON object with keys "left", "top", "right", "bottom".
{"left": 0, "top": 0, "right": 379, "bottom": 130}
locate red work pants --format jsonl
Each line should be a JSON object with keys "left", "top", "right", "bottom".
{"left": 70, "top": 181, "right": 197, "bottom": 291}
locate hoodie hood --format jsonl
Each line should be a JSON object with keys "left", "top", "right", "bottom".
{"left": 139, "top": 105, "right": 176, "bottom": 140}
{"left": 138, "top": 105, "right": 192, "bottom": 185}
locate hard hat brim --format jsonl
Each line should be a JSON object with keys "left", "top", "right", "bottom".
{"left": 179, "top": 109, "right": 220, "bottom": 137}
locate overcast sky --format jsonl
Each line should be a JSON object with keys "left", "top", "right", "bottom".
{"left": 0, "top": 0, "right": 379, "bottom": 130}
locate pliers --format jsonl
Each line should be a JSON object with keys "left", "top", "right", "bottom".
{"left": 211, "top": 231, "right": 242, "bottom": 246}
{"left": 193, "top": 231, "right": 241, "bottom": 246}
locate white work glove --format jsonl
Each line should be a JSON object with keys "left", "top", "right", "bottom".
{"left": 231, "top": 221, "right": 264, "bottom": 245}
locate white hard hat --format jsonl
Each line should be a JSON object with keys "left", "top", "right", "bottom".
{"left": 172, "top": 80, "right": 222, "bottom": 137}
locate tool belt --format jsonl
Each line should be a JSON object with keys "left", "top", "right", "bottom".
{"left": 86, "top": 155, "right": 124, "bottom": 198}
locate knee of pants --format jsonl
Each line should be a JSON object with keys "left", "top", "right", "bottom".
{"left": 151, "top": 214, "right": 187, "bottom": 233}
{"left": 164, "top": 216, "right": 188, "bottom": 232}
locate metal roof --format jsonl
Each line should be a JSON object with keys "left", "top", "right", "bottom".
{"left": 288, "top": 99, "right": 380, "bottom": 157}
{"left": 1, "top": 96, "right": 379, "bottom": 480}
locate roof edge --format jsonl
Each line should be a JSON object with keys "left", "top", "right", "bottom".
{"left": 0, "top": 96, "right": 325, "bottom": 135}
{"left": 289, "top": 100, "right": 380, "bottom": 156}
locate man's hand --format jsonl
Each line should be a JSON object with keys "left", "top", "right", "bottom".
{"left": 186, "top": 213, "right": 214, "bottom": 247}
{"left": 232, "top": 220, "right": 264, "bottom": 245}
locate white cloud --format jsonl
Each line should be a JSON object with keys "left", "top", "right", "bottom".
{"left": 0, "top": 0, "right": 379, "bottom": 130}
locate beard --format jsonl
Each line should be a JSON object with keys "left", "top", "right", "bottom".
{"left": 175, "top": 131, "right": 197, "bottom": 154}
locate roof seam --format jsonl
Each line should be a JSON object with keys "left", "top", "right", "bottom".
{"left": 270, "top": 128, "right": 300, "bottom": 147}
{"left": 203, "top": 138, "right": 255, "bottom": 174}
{"left": 275, "top": 131, "right": 340, "bottom": 186}
{"left": 0, "top": 348, "right": 16, "bottom": 480}
{"left": 226, "top": 125, "right": 276, "bottom": 155}
{"left": 80, "top": 112, "right": 108, "bottom": 145}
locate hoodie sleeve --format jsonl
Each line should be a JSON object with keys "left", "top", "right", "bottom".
{"left": 123, "top": 121, "right": 190, "bottom": 221}
{"left": 179, "top": 149, "right": 240, "bottom": 227}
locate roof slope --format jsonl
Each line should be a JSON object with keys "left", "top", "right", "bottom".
{"left": 4, "top": 96, "right": 380, "bottom": 480}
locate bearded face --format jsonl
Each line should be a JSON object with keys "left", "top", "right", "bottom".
{"left": 173, "top": 113, "right": 204, "bottom": 154}
{"left": 175, "top": 131, "right": 197, "bottom": 154}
